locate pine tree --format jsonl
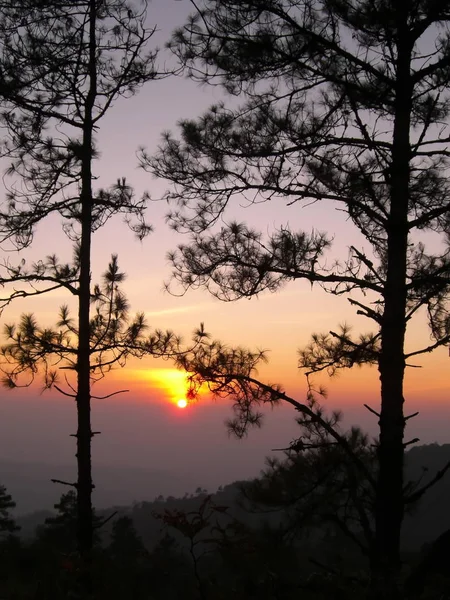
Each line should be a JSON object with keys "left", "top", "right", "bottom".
{"left": 0, "top": 1, "right": 181, "bottom": 591}
{"left": 0, "top": 484, "right": 19, "bottom": 536}
{"left": 1, "top": 256, "right": 179, "bottom": 564}
{"left": 109, "top": 515, "right": 146, "bottom": 563}
{"left": 142, "top": 1, "right": 450, "bottom": 597}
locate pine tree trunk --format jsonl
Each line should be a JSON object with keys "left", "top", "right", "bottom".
{"left": 372, "top": 12, "right": 412, "bottom": 599}
{"left": 76, "top": 214, "right": 94, "bottom": 581}
{"left": 75, "top": 0, "right": 97, "bottom": 593}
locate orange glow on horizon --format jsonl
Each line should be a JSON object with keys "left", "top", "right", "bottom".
{"left": 94, "top": 344, "right": 449, "bottom": 411}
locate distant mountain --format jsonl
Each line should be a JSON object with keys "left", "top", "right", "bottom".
{"left": 5, "top": 443, "right": 450, "bottom": 551}
{"left": 0, "top": 460, "right": 197, "bottom": 515}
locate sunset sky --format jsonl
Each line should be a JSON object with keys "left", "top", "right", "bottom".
{"left": 0, "top": 0, "right": 448, "bottom": 499}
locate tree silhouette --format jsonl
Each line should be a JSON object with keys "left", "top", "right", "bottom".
{"left": 1, "top": 255, "right": 177, "bottom": 392}
{"left": 0, "top": 254, "right": 182, "bottom": 574}
{"left": 142, "top": 1, "right": 450, "bottom": 597}
{"left": 0, "top": 0, "right": 178, "bottom": 590}
{"left": 154, "top": 494, "right": 232, "bottom": 600}
{"left": 37, "top": 491, "right": 102, "bottom": 553}
{"left": 109, "top": 515, "right": 146, "bottom": 563}
{"left": 0, "top": 484, "right": 19, "bottom": 537}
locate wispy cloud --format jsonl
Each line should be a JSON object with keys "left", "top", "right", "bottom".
{"left": 144, "top": 303, "right": 217, "bottom": 318}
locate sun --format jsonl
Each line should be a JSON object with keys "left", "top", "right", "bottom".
{"left": 136, "top": 368, "right": 206, "bottom": 406}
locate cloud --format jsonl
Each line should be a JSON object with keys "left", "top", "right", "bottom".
{"left": 144, "top": 303, "right": 217, "bottom": 318}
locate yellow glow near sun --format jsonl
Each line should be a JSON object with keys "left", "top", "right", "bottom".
{"left": 131, "top": 367, "right": 208, "bottom": 406}
{"left": 141, "top": 368, "right": 200, "bottom": 405}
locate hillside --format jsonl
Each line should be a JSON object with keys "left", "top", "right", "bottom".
{"left": 0, "top": 460, "right": 195, "bottom": 515}
{"left": 8, "top": 442, "right": 450, "bottom": 551}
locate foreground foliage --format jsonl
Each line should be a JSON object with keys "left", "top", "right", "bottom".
{"left": 2, "top": 443, "right": 450, "bottom": 599}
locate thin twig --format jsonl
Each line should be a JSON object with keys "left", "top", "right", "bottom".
{"left": 405, "top": 459, "right": 450, "bottom": 504}
{"left": 54, "top": 385, "right": 77, "bottom": 398}
{"left": 91, "top": 388, "right": 129, "bottom": 399}
{"left": 364, "top": 403, "right": 380, "bottom": 418}
{"left": 95, "top": 511, "right": 118, "bottom": 529}
{"left": 51, "top": 478, "right": 77, "bottom": 488}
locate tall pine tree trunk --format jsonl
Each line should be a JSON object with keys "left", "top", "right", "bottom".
{"left": 373, "top": 13, "right": 412, "bottom": 599}
{"left": 75, "top": 0, "right": 97, "bottom": 587}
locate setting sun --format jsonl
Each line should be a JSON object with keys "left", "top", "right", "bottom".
{"left": 137, "top": 368, "right": 191, "bottom": 405}
{"left": 132, "top": 368, "right": 206, "bottom": 406}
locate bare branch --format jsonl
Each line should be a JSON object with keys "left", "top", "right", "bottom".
{"left": 405, "top": 459, "right": 450, "bottom": 505}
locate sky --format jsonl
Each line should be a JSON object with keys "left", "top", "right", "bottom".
{"left": 0, "top": 0, "right": 449, "bottom": 498}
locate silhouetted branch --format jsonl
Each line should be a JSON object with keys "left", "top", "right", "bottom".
{"left": 404, "top": 459, "right": 450, "bottom": 505}
{"left": 364, "top": 404, "right": 381, "bottom": 418}
{"left": 54, "top": 385, "right": 77, "bottom": 398}
{"left": 94, "top": 511, "right": 118, "bottom": 530}
{"left": 240, "top": 376, "right": 375, "bottom": 488}
{"left": 405, "top": 334, "right": 450, "bottom": 359}
{"left": 403, "top": 438, "right": 420, "bottom": 448}
{"left": 51, "top": 479, "right": 77, "bottom": 489}
{"left": 91, "top": 389, "right": 129, "bottom": 399}
{"left": 405, "top": 411, "right": 419, "bottom": 421}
